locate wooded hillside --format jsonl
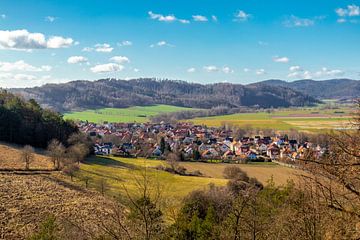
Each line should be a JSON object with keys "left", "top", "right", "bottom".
{"left": 11, "top": 78, "right": 319, "bottom": 112}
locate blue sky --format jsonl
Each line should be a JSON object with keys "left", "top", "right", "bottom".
{"left": 0, "top": 0, "right": 359, "bottom": 88}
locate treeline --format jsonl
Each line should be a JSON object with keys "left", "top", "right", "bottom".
{"left": 12, "top": 78, "right": 319, "bottom": 112}
{"left": 257, "top": 78, "right": 360, "bottom": 100}
{"left": 0, "top": 90, "right": 78, "bottom": 148}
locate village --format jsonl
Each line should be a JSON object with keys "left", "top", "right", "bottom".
{"left": 78, "top": 121, "right": 325, "bottom": 163}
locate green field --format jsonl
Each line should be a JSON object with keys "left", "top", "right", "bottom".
{"left": 76, "top": 156, "right": 227, "bottom": 209}
{"left": 188, "top": 106, "right": 353, "bottom": 132}
{"left": 64, "top": 105, "right": 195, "bottom": 123}
{"left": 74, "top": 156, "right": 301, "bottom": 217}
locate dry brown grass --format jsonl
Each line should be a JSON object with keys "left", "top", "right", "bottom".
{"left": 0, "top": 143, "right": 53, "bottom": 170}
{"left": 0, "top": 172, "right": 125, "bottom": 239}
{"left": 180, "top": 162, "right": 302, "bottom": 185}
{"left": 0, "top": 144, "right": 128, "bottom": 239}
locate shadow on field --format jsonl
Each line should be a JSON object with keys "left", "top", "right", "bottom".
{"left": 83, "top": 156, "right": 137, "bottom": 170}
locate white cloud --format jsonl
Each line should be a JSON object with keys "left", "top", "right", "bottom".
{"left": 234, "top": 10, "right": 251, "bottom": 22}
{"left": 336, "top": 5, "right": 359, "bottom": 23}
{"left": 148, "top": 11, "right": 189, "bottom": 24}
{"left": 90, "top": 63, "right": 124, "bottom": 73}
{"left": 315, "top": 67, "right": 344, "bottom": 77}
{"left": 45, "top": 16, "right": 57, "bottom": 22}
{"left": 0, "top": 29, "right": 74, "bottom": 50}
{"left": 82, "top": 43, "right": 113, "bottom": 53}
{"left": 192, "top": 15, "right": 208, "bottom": 22}
{"left": 178, "top": 19, "right": 190, "bottom": 24}
{"left": 203, "top": 65, "right": 234, "bottom": 74}
{"left": 47, "top": 36, "right": 73, "bottom": 48}
{"left": 256, "top": 69, "right": 266, "bottom": 75}
{"left": 283, "top": 15, "right": 314, "bottom": 27}
{"left": 109, "top": 56, "right": 130, "bottom": 64}
{"left": 150, "top": 41, "right": 174, "bottom": 48}
{"left": 288, "top": 67, "right": 344, "bottom": 79}
{"left": 273, "top": 56, "right": 290, "bottom": 63}
{"left": 1, "top": 14, "right": 6, "bottom": 19}
{"left": 118, "top": 40, "right": 132, "bottom": 47}
{"left": 187, "top": 67, "right": 196, "bottom": 73}
{"left": 212, "top": 15, "right": 218, "bottom": 22}
{"left": 348, "top": 5, "right": 360, "bottom": 16}
{"left": 203, "top": 65, "right": 219, "bottom": 72}
{"left": 133, "top": 68, "right": 140, "bottom": 73}
{"left": 0, "top": 60, "right": 51, "bottom": 72}
{"left": 148, "top": 11, "right": 176, "bottom": 22}
{"left": 243, "top": 68, "right": 250, "bottom": 73}
{"left": 289, "top": 66, "right": 302, "bottom": 72}
{"left": 67, "top": 56, "right": 88, "bottom": 64}
{"left": 222, "top": 66, "right": 234, "bottom": 74}
{"left": 336, "top": 5, "right": 360, "bottom": 17}
{"left": 94, "top": 43, "right": 113, "bottom": 53}
{"left": 0, "top": 74, "right": 71, "bottom": 88}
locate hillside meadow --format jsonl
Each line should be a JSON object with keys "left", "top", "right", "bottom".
{"left": 74, "top": 156, "right": 301, "bottom": 214}
{"left": 64, "top": 105, "right": 197, "bottom": 123}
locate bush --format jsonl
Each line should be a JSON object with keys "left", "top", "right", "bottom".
{"left": 223, "top": 166, "right": 249, "bottom": 182}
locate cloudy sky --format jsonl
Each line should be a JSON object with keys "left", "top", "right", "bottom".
{"left": 0, "top": 0, "right": 359, "bottom": 88}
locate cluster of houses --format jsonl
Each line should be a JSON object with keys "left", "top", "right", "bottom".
{"left": 79, "top": 121, "right": 325, "bottom": 163}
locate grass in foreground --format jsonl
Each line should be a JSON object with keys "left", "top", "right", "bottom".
{"left": 64, "top": 105, "right": 197, "bottom": 123}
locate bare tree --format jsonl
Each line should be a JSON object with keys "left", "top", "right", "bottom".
{"left": 20, "top": 145, "right": 34, "bottom": 170}
{"left": 63, "top": 164, "right": 79, "bottom": 181}
{"left": 99, "top": 178, "right": 109, "bottom": 196}
{"left": 82, "top": 176, "right": 91, "bottom": 188}
{"left": 67, "top": 143, "right": 89, "bottom": 165}
{"left": 122, "top": 166, "right": 164, "bottom": 240}
{"left": 297, "top": 100, "right": 360, "bottom": 237}
{"left": 47, "top": 139, "right": 66, "bottom": 170}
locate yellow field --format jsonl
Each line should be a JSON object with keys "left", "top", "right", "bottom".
{"left": 76, "top": 156, "right": 227, "bottom": 201}
{"left": 188, "top": 107, "right": 353, "bottom": 132}
{"left": 180, "top": 162, "right": 301, "bottom": 185}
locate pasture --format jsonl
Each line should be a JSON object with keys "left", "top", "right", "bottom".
{"left": 77, "top": 156, "right": 227, "bottom": 201}
{"left": 64, "top": 105, "right": 195, "bottom": 123}
{"left": 75, "top": 156, "right": 300, "bottom": 215}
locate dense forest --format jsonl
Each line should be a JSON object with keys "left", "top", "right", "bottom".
{"left": 11, "top": 78, "right": 319, "bottom": 112}
{"left": 256, "top": 78, "right": 360, "bottom": 100}
{"left": 0, "top": 90, "right": 78, "bottom": 148}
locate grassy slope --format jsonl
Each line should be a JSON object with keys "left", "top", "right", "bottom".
{"left": 64, "top": 105, "right": 196, "bottom": 123}
{"left": 76, "top": 156, "right": 300, "bottom": 210}
{"left": 0, "top": 144, "right": 122, "bottom": 239}
{"left": 77, "top": 156, "right": 227, "bottom": 201}
{"left": 0, "top": 142, "right": 52, "bottom": 169}
{"left": 188, "top": 106, "right": 352, "bottom": 132}
{"left": 180, "top": 162, "right": 301, "bottom": 186}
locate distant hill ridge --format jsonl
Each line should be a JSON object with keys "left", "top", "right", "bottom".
{"left": 255, "top": 78, "right": 360, "bottom": 100}
{"left": 10, "top": 78, "right": 320, "bottom": 112}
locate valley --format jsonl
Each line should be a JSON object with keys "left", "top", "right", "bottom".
{"left": 64, "top": 105, "right": 197, "bottom": 123}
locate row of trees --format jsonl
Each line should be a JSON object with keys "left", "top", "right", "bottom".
{"left": 20, "top": 133, "right": 91, "bottom": 178}
{"left": 0, "top": 90, "right": 78, "bottom": 148}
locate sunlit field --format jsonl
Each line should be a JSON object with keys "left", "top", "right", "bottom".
{"left": 64, "top": 105, "right": 196, "bottom": 123}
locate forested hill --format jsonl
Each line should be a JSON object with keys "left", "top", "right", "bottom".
{"left": 255, "top": 79, "right": 360, "bottom": 100}
{"left": 10, "top": 78, "right": 318, "bottom": 112}
{"left": 0, "top": 90, "right": 77, "bottom": 148}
